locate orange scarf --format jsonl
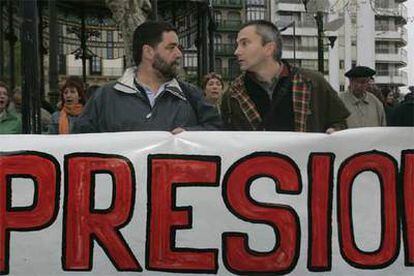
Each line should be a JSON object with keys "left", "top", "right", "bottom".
{"left": 58, "top": 104, "right": 83, "bottom": 134}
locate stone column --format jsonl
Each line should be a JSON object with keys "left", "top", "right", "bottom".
{"left": 105, "top": 0, "right": 152, "bottom": 67}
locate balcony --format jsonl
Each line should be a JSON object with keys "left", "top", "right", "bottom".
{"left": 215, "top": 67, "right": 240, "bottom": 80}
{"left": 376, "top": 70, "right": 408, "bottom": 86}
{"left": 67, "top": 66, "right": 123, "bottom": 77}
{"left": 215, "top": 19, "right": 243, "bottom": 32}
{"left": 375, "top": 27, "right": 408, "bottom": 46}
{"left": 375, "top": 48, "right": 408, "bottom": 66}
{"left": 375, "top": 4, "right": 407, "bottom": 24}
{"left": 213, "top": 0, "right": 243, "bottom": 8}
{"left": 282, "top": 44, "right": 329, "bottom": 60}
{"left": 214, "top": 43, "right": 235, "bottom": 56}
{"left": 274, "top": 1, "right": 305, "bottom": 12}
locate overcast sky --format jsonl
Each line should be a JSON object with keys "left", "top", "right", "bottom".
{"left": 407, "top": 1, "right": 413, "bottom": 88}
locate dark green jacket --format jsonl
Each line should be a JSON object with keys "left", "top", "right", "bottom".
{"left": 0, "top": 111, "right": 22, "bottom": 134}
{"left": 221, "top": 67, "right": 350, "bottom": 132}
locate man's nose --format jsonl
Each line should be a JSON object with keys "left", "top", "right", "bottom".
{"left": 176, "top": 47, "right": 183, "bottom": 58}
{"left": 234, "top": 46, "right": 241, "bottom": 57}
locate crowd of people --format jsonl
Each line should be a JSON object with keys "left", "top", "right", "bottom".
{"left": 0, "top": 20, "right": 412, "bottom": 135}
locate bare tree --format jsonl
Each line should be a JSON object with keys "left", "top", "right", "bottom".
{"left": 106, "top": 0, "right": 152, "bottom": 67}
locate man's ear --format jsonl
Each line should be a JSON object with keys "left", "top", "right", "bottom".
{"left": 264, "top": 41, "right": 277, "bottom": 58}
{"left": 142, "top": 45, "right": 154, "bottom": 60}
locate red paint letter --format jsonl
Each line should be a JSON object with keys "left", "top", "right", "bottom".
{"left": 147, "top": 155, "right": 219, "bottom": 273}
{"left": 337, "top": 151, "right": 399, "bottom": 269}
{"left": 63, "top": 154, "right": 141, "bottom": 271}
{"left": 0, "top": 152, "right": 59, "bottom": 274}
{"left": 222, "top": 153, "right": 301, "bottom": 274}
{"left": 307, "top": 153, "right": 334, "bottom": 271}
{"left": 402, "top": 150, "right": 414, "bottom": 266}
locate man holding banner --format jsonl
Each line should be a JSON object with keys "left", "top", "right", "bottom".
{"left": 73, "top": 21, "right": 222, "bottom": 134}
{"left": 221, "top": 20, "right": 349, "bottom": 133}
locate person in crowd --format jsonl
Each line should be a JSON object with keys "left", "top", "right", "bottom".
{"left": 366, "top": 78, "right": 384, "bottom": 104}
{"left": 389, "top": 86, "right": 414, "bottom": 126}
{"left": 339, "top": 66, "right": 386, "bottom": 128}
{"left": 202, "top": 72, "right": 225, "bottom": 107}
{"left": 12, "top": 87, "right": 52, "bottom": 133}
{"left": 49, "top": 76, "right": 86, "bottom": 134}
{"left": 0, "top": 81, "right": 21, "bottom": 134}
{"left": 73, "top": 21, "right": 222, "bottom": 134}
{"left": 220, "top": 20, "right": 349, "bottom": 133}
{"left": 381, "top": 87, "right": 396, "bottom": 125}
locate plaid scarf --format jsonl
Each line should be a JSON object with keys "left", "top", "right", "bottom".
{"left": 228, "top": 64, "right": 312, "bottom": 131}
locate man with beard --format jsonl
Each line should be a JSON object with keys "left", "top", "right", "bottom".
{"left": 73, "top": 21, "right": 221, "bottom": 133}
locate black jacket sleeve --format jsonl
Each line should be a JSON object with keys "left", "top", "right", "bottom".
{"left": 179, "top": 81, "right": 223, "bottom": 130}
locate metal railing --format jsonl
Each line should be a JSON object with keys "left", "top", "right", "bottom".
{"left": 215, "top": 19, "right": 243, "bottom": 31}
{"left": 215, "top": 67, "right": 240, "bottom": 80}
{"left": 213, "top": 0, "right": 243, "bottom": 8}
{"left": 66, "top": 66, "right": 123, "bottom": 77}
{"left": 214, "top": 43, "right": 236, "bottom": 55}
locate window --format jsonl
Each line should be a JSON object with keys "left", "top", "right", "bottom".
{"left": 215, "top": 58, "right": 222, "bottom": 73}
{"left": 184, "top": 52, "right": 197, "bottom": 69}
{"left": 107, "top": 31, "right": 114, "bottom": 59}
{"left": 90, "top": 56, "right": 102, "bottom": 75}
{"left": 214, "top": 11, "right": 222, "bottom": 22}
{"left": 340, "top": 60, "right": 344, "bottom": 69}
{"left": 340, "top": 85, "right": 345, "bottom": 92}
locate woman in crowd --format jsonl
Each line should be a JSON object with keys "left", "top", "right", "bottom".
{"left": 49, "top": 76, "right": 86, "bottom": 134}
{"left": 0, "top": 81, "right": 21, "bottom": 134}
{"left": 381, "top": 87, "right": 396, "bottom": 125}
{"left": 202, "top": 72, "right": 225, "bottom": 107}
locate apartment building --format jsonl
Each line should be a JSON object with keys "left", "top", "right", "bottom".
{"left": 211, "top": 0, "right": 245, "bottom": 81}
{"left": 373, "top": 0, "right": 408, "bottom": 91}
{"left": 270, "top": 0, "right": 329, "bottom": 76}
{"left": 269, "top": 0, "right": 407, "bottom": 93}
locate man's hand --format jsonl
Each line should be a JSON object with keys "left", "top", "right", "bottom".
{"left": 171, "top": 127, "right": 186, "bottom": 135}
{"left": 326, "top": 127, "right": 336, "bottom": 134}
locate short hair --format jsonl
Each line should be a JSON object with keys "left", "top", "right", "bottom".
{"left": 0, "top": 81, "right": 10, "bottom": 107}
{"left": 60, "top": 76, "right": 86, "bottom": 105}
{"left": 132, "top": 21, "right": 177, "bottom": 66}
{"left": 202, "top": 72, "right": 224, "bottom": 90}
{"left": 240, "top": 20, "right": 283, "bottom": 61}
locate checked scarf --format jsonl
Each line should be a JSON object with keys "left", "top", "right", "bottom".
{"left": 228, "top": 65, "right": 312, "bottom": 131}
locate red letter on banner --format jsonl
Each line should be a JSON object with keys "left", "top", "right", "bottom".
{"left": 63, "top": 154, "right": 141, "bottom": 271}
{"left": 337, "top": 151, "right": 399, "bottom": 269}
{"left": 402, "top": 150, "right": 414, "bottom": 266}
{"left": 307, "top": 153, "right": 334, "bottom": 271}
{"left": 146, "top": 155, "right": 220, "bottom": 273}
{"left": 222, "top": 153, "right": 301, "bottom": 274}
{"left": 0, "top": 152, "right": 60, "bottom": 274}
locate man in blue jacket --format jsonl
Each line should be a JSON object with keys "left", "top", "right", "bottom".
{"left": 73, "top": 21, "right": 222, "bottom": 134}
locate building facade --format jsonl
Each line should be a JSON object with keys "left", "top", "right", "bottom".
{"left": 211, "top": 0, "right": 245, "bottom": 81}
{"left": 268, "top": 0, "right": 407, "bottom": 93}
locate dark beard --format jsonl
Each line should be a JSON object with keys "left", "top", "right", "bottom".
{"left": 153, "top": 54, "right": 179, "bottom": 80}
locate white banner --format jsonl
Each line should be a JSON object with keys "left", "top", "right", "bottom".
{"left": 0, "top": 127, "right": 413, "bottom": 275}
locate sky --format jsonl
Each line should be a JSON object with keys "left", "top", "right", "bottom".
{"left": 406, "top": 0, "right": 413, "bottom": 89}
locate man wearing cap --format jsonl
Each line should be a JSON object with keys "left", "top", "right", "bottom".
{"left": 340, "top": 66, "right": 386, "bottom": 128}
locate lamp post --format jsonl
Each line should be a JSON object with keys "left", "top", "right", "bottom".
{"left": 278, "top": 20, "right": 296, "bottom": 67}
{"left": 301, "top": 0, "right": 328, "bottom": 74}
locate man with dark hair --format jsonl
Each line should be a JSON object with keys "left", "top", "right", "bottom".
{"left": 221, "top": 20, "right": 349, "bottom": 133}
{"left": 74, "top": 21, "right": 221, "bottom": 133}
{"left": 389, "top": 86, "right": 414, "bottom": 127}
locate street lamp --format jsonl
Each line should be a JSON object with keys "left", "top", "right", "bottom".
{"left": 301, "top": 0, "right": 329, "bottom": 74}
{"left": 277, "top": 20, "right": 296, "bottom": 67}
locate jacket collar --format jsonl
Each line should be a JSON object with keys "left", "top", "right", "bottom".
{"left": 114, "top": 67, "right": 187, "bottom": 101}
